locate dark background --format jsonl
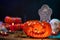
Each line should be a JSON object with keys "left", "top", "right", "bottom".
{"left": 0, "top": 0, "right": 60, "bottom": 22}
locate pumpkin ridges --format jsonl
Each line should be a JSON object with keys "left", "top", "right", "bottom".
{"left": 23, "top": 20, "right": 52, "bottom": 38}
{"left": 40, "top": 21, "right": 52, "bottom": 37}
{"left": 4, "top": 16, "right": 22, "bottom": 24}
{"left": 4, "top": 16, "right": 13, "bottom": 24}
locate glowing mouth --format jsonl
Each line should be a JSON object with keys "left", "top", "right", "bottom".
{"left": 32, "top": 31, "right": 45, "bottom": 35}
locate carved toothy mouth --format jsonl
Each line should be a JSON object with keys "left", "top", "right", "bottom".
{"left": 32, "top": 31, "right": 45, "bottom": 35}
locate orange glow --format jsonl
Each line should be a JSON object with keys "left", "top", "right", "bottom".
{"left": 23, "top": 20, "right": 52, "bottom": 38}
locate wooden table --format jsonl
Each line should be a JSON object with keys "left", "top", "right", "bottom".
{"left": 0, "top": 31, "right": 59, "bottom": 40}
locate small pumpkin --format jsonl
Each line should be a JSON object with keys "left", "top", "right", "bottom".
{"left": 23, "top": 20, "right": 52, "bottom": 38}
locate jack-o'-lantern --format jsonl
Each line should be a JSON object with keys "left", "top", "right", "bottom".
{"left": 23, "top": 20, "right": 52, "bottom": 38}
{"left": 4, "top": 16, "right": 22, "bottom": 24}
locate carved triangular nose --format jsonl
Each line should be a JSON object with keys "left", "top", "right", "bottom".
{"left": 38, "top": 4, "right": 52, "bottom": 22}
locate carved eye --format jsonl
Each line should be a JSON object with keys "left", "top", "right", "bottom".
{"left": 35, "top": 29, "right": 37, "bottom": 30}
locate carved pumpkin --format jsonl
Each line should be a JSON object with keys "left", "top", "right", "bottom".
{"left": 4, "top": 16, "right": 22, "bottom": 24}
{"left": 23, "top": 20, "right": 52, "bottom": 38}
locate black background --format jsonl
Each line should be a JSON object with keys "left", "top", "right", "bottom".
{"left": 0, "top": 0, "right": 60, "bottom": 22}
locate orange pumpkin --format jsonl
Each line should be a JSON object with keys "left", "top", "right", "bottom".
{"left": 4, "top": 16, "right": 13, "bottom": 24}
{"left": 4, "top": 16, "right": 22, "bottom": 24}
{"left": 23, "top": 20, "right": 52, "bottom": 38}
